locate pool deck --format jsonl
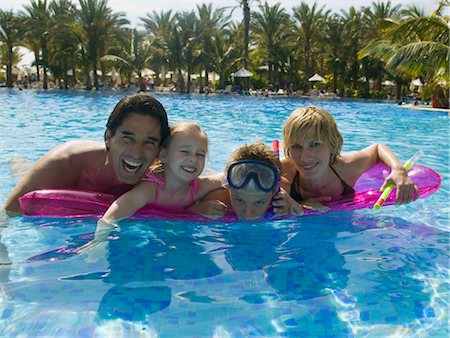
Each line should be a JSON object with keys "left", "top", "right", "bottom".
{"left": 399, "top": 104, "right": 449, "bottom": 113}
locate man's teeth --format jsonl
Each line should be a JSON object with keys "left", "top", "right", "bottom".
{"left": 123, "top": 158, "right": 143, "bottom": 172}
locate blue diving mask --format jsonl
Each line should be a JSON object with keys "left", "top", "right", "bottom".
{"left": 225, "top": 160, "right": 280, "bottom": 193}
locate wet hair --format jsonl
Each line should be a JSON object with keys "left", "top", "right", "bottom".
{"left": 105, "top": 94, "right": 170, "bottom": 148}
{"left": 151, "top": 121, "right": 208, "bottom": 173}
{"left": 282, "top": 106, "right": 343, "bottom": 164}
{"left": 226, "top": 141, "right": 281, "bottom": 176}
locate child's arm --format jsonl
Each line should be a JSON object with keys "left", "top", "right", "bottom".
{"left": 194, "top": 173, "right": 224, "bottom": 200}
{"left": 102, "top": 181, "right": 155, "bottom": 223}
{"left": 187, "top": 188, "right": 228, "bottom": 219}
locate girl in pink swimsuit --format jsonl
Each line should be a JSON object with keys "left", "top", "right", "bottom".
{"left": 100, "top": 122, "right": 223, "bottom": 224}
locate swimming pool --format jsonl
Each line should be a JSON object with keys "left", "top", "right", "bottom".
{"left": 0, "top": 89, "right": 448, "bottom": 336}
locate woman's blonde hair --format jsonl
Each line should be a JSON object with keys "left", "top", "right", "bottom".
{"left": 282, "top": 106, "right": 343, "bottom": 164}
{"left": 151, "top": 121, "right": 208, "bottom": 173}
{"left": 226, "top": 141, "right": 281, "bottom": 174}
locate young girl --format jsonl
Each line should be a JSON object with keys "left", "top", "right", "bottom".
{"left": 100, "top": 121, "right": 223, "bottom": 224}
{"left": 281, "top": 106, "right": 418, "bottom": 210}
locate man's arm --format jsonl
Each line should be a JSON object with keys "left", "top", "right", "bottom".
{"left": 3, "top": 143, "right": 80, "bottom": 213}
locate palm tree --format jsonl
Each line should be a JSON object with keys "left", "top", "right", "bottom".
{"left": 340, "top": 7, "right": 366, "bottom": 93}
{"left": 22, "top": 0, "right": 52, "bottom": 89}
{"left": 251, "top": 2, "right": 293, "bottom": 84}
{"left": 0, "top": 9, "right": 21, "bottom": 88}
{"left": 101, "top": 29, "right": 152, "bottom": 90}
{"left": 292, "top": 2, "right": 329, "bottom": 87}
{"left": 235, "top": 0, "right": 251, "bottom": 69}
{"left": 141, "top": 10, "right": 175, "bottom": 85}
{"left": 175, "top": 11, "right": 202, "bottom": 93}
{"left": 362, "top": 1, "right": 401, "bottom": 90}
{"left": 77, "top": 0, "right": 128, "bottom": 89}
{"left": 196, "top": 3, "right": 230, "bottom": 90}
{"left": 401, "top": 5, "right": 425, "bottom": 18}
{"left": 323, "top": 14, "right": 345, "bottom": 94}
{"left": 360, "top": 3, "right": 449, "bottom": 102}
{"left": 48, "top": 0, "right": 78, "bottom": 89}
{"left": 210, "top": 29, "right": 241, "bottom": 89}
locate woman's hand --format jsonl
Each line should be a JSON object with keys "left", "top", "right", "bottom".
{"left": 380, "top": 168, "right": 419, "bottom": 204}
{"left": 272, "top": 188, "right": 304, "bottom": 216}
{"left": 301, "top": 196, "right": 332, "bottom": 212}
{"left": 187, "top": 200, "right": 227, "bottom": 219}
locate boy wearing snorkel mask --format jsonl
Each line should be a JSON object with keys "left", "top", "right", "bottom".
{"left": 190, "top": 141, "right": 298, "bottom": 220}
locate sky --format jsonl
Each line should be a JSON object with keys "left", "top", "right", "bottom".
{"left": 1, "top": 0, "right": 444, "bottom": 66}
{"left": 1, "top": 0, "right": 444, "bottom": 27}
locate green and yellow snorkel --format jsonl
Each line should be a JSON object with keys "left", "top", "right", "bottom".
{"left": 374, "top": 150, "right": 424, "bottom": 210}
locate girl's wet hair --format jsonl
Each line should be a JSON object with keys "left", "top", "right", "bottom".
{"left": 282, "top": 106, "right": 343, "bottom": 164}
{"left": 105, "top": 94, "right": 170, "bottom": 148}
{"left": 151, "top": 122, "right": 208, "bottom": 173}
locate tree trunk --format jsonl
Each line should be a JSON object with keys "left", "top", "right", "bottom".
{"left": 63, "top": 60, "right": 69, "bottom": 90}
{"left": 333, "top": 61, "right": 338, "bottom": 94}
{"left": 92, "top": 54, "right": 98, "bottom": 90}
{"left": 304, "top": 44, "right": 310, "bottom": 89}
{"left": 178, "top": 68, "right": 185, "bottom": 93}
{"left": 187, "top": 66, "right": 191, "bottom": 93}
{"left": 6, "top": 46, "right": 13, "bottom": 88}
{"left": 34, "top": 50, "right": 40, "bottom": 81}
{"left": 72, "top": 64, "right": 77, "bottom": 84}
{"left": 243, "top": 0, "right": 250, "bottom": 69}
{"left": 204, "top": 68, "right": 209, "bottom": 89}
{"left": 42, "top": 39, "right": 48, "bottom": 90}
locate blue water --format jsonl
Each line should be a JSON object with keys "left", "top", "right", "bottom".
{"left": 0, "top": 89, "right": 449, "bottom": 337}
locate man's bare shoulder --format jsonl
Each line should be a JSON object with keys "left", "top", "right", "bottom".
{"left": 3, "top": 140, "right": 106, "bottom": 213}
{"left": 39, "top": 140, "right": 105, "bottom": 167}
{"left": 48, "top": 140, "right": 105, "bottom": 158}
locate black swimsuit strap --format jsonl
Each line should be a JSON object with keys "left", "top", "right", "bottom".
{"left": 290, "top": 171, "right": 303, "bottom": 202}
{"left": 329, "top": 165, "right": 355, "bottom": 195}
{"left": 289, "top": 166, "right": 355, "bottom": 202}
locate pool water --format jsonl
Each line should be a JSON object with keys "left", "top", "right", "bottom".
{"left": 0, "top": 89, "right": 448, "bottom": 337}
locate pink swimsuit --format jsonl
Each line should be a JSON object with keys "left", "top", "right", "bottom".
{"left": 142, "top": 171, "right": 200, "bottom": 208}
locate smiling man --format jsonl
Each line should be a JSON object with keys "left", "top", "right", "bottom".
{"left": 3, "top": 94, "right": 170, "bottom": 214}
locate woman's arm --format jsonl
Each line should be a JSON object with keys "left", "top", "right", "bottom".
{"left": 101, "top": 182, "right": 155, "bottom": 223}
{"left": 342, "top": 143, "right": 419, "bottom": 203}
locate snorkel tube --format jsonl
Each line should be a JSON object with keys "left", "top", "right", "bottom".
{"left": 374, "top": 150, "right": 424, "bottom": 210}
{"left": 272, "top": 139, "right": 280, "bottom": 157}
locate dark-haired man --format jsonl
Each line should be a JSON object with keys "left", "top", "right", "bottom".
{"left": 3, "top": 94, "right": 170, "bottom": 214}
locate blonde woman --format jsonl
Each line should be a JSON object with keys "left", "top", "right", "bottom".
{"left": 281, "top": 106, "right": 418, "bottom": 210}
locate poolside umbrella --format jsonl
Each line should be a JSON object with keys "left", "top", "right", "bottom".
{"left": 411, "top": 78, "right": 423, "bottom": 87}
{"left": 231, "top": 67, "right": 253, "bottom": 78}
{"left": 382, "top": 80, "right": 395, "bottom": 86}
{"left": 308, "top": 73, "right": 325, "bottom": 82}
{"left": 141, "top": 68, "right": 155, "bottom": 76}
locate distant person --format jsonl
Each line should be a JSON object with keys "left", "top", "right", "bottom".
{"left": 3, "top": 94, "right": 170, "bottom": 214}
{"left": 190, "top": 142, "right": 297, "bottom": 220}
{"left": 98, "top": 122, "right": 223, "bottom": 224}
{"left": 281, "top": 106, "right": 419, "bottom": 211}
